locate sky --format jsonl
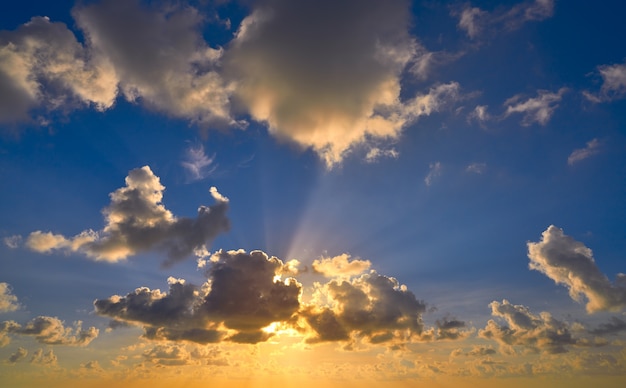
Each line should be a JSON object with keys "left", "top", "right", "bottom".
{"left": 1, "top": 0, "right": 626, "bottom": 386}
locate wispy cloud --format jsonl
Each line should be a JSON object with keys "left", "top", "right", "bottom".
{"left": 503, "top": 88, "right": 567, "bottom": 126}
{"left": 181, "top": 144, "right": 216, "bottom": 181}
{"left": 425, "top": 162, "right": 442, "bottom": 186}
{"left": 466, "top": 162, "right": 487, "bottom": 174}
{"left": 584, "top": 61, "right": 626, "bottom": 103}
{"left": 568, "top": 138, "right": 601, "bottom": 165}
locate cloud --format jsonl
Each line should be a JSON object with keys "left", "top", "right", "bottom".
{"left": 479, "top": 300, "right": 577, "bottom": 354}
{"left": 30, "top": 348, "right": 57, "bottom": 366}
{"left": 365, "top": 148, "right": 399, "bottom": 163}
{"left": 95, "top": 249, "right": 301, "bottom": 344}
{"left": 454, "top": 0, "right": 554, "bottom": 39}
{"left": 312, "top": 253, "right": 371, "bottom": 278}
{"left": 26, "top": 166, "right": 230, "bottom": 266}
{"left": 424, "top": 162, "right": 442, "bottom": 186}
{"left": 0, "top": 283, "right": 20, "bottom": 313}
{"left": 73, "top": 0, "right": 235, "bottom": 126}
{"left": 181, "top": 144, "right": 217, "bottom": 182}
{"left": 583, "top": 61, "right": 626, "bottom": 102}
{"left": 503, "top": 88, "right": 567, "bottom": 126}
{"left": 2, "top": 235, "right": 21, "bottom": 249}
{"left": 0, "top": 16, "right": 117, "bottom": 124}
{"left": 589, "top": 317, "right": 626, "bottom": 336}
{"left": 8, "top": 347, "right": 28, "bottom": 363}
{"left": 302, "top": 271, "right": 427, "bottom": 345}
{"left": 225, "top": 0, "right": 462, "bottom": 167}
{"left": 435, "top": 317, "right": 472, "bottom": 341}
{"left": 1, "top": 316, "right": 98, "bottom": 346}
{"left": 467, "top": 105, "right": 491, "bottom": 126}
{"left": 466, "top": 162, "right": 487, "bottom": 174}
{"left": 568, "top": 138, "right": 601, "bottom": 165}
{"left": 527, "top": 225, "right": 626, "bottom": 313}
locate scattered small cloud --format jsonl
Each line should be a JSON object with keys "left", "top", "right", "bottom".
{"left": 2, "top": 235, "right": 22, "bottom": 249}
{"left": 1, "top": 316, "right": 98, "bottom": 346}
{"left": 26, "top": 166, "right": 230, "bottom": 266}
{"left": 0, "top": 283, "right": 20, "bottom": 313}
{"left": 7, "top": 347, "right": 28, "bottom": 363}
{"left": 365, "top": 147, "right": 399, "bottom": 163}
{"left": 467, "top": 105, "right": 491, "bottom": 126}
{"left": 181, "top": 144, "right": 217, "bottom": 182}
{"left": 503, "top": 88, "right": 567, "bottom": 126}
{"left": 527, "top": 225, "right": 626, "bottom": 313}
{"left": 568, "top": 138, "right": 601, "bottom": 165}
{"left": 583, "top": 61, "right": 626, "bottom": 102}
{"left": 424, "top": 162, "right": 442, "bottom": 186}
{"left": 466, "top": 162, "right": 487, "bottom": 174}
{"left": 30, "top": 348, "right": 57, "bottom": 366}
{"left": 312, "top": 253, "right": 371, "bottom": 277}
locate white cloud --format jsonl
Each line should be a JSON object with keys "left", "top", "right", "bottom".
{"left": 424, "top": 162, "right": 442, "bottom": 186}
{"left": 0, "top": 283, "right": 19, "bottom": 313}
{"left": 2, "top": 235, "right": 21, "bottom": 249}
{"left": 181, "top": 144, "right": 216, "bottom": 182}
{"left": 455, "top": 0, "right": 554, "bottom": 39}
{"left": 26, "top": 166, "right": 230, "bottom": 266}
{"left": 467, "top": 105, "right": 491, "bottom": 125}
{"left": 527, "top": 225, "right": 626, "bottom": 313}
{"left": 312, "top": 253, "right": 371, "bottom": 278}
{"left": 503, "top": 88, "right": 567, "bottom": 126}
{"left": 466, "top": 162, "right": 487, "bottom": 174}
{"left": 584, "top": 61, "right": 626, "bottom": 102}
{"left": 567, "top": 138, "right": 601, "bottom": 165}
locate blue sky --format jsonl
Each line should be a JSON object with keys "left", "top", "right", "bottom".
{"left": 1, "top": 0, "right": 626, "bottom": 385}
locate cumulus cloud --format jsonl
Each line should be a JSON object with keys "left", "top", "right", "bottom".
{"left": 302, "top": 271, "right": 427, "bottom": 345}
{"left": 435, "top": 317, "right": 472, "bottom": 341}
{"left": 567, "top": 138, "right": 601, "bottom": 165}
{"left": 424, "top": 162, "right": 442, "bottom": 186}
{"left": 527, "top": 225, "right": 626, "bottom": 313}
{"left": 479, "top": 300, "right": 577, "bottom": 354}
{"left": 181, "top": 144, "right": 217, "bottom": 182}
{"left": 73, "top": 0, "right": 235, "bottom": 126}
{"left": 454, "top": 0, "right": 554, "bottom": 39}
{"left": 30, "top": 348, "right": 57, "bottom": 366}
{"left": 95, "top": 249, "right": 301, "bottom": 344}
{"left": 0, "top": 316, "right": 98, "bottom": 346}
{"left": 0, "top": 16, "right": 117, "bottom": 124}
{"left": 589, "top": 317, "right": 626, "bottom": 336}
{"left": 8, "top": 347, "right": 28, "bottom": 363}
{"left": 0, "top": 283, "right": 20, "bottom": 313}
{"left": 312, "top": 254, "right": 371, "bottom": 278}
{"left": 503, "top": 88, "right": 566, "bottom": 126}
{"left": 226, "top": 0, "right": 462, "bottom": 167}
{"left": 26, "top": 166, "right": 230, "bottom": 266}
{"left": 584, "top": 61, "right": 626, "bottom": 103}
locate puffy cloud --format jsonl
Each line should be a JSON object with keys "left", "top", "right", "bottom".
{"left": 302, "top": 271, "right": 426, "bottom": 345}
{"left": 226, "top": 0, "right": 461, "bottom": 167}
{"left": 479, "top": 300, "right": 577, "bottom": 354}
{"left": 424, "top": 162, "right": 442, "bottom": 186}
{"left": 503, "top": 88, "right": 566, "bottom": 126}
{"left": 143, "top": 344, "right": 192, "bottom": 366}
{"left": 95, "top": 249, "right": 301, "bottom": 344}
{"left": 435, "top": 317, "right": 472, "bottom": 341}
{"left": 568, "top": 138, "right": 601, "bottom": 166}
{"left": 0, "top": 16, "right": 117, "bottom": 124}
{"left": 1, "top": 316, "right": 98, "bottom": 346}
{"left": 8, "top": 347, "right": 28, "bottom": 363}
{"left": 584, "top": 61, "right": 626, "bottom": 103}
{"left": 73, "top": 0, "right": 235, "bottom": 126}
{"left": 26, "top": 166, "right": 230, "bottom": 266}
{"left": 312, "top": 254, "right": 371, "bottom": 278}
{"left": 527, "top": 225, "right": 626, "bottom": 313}
{"left": 0, "top": 283, "right": 20, "bottom": 313}
{"left": 30, "top": 348, "right": 57, "bottom": 366}
{"left": 454, "top": 0, "right": 554, "bottom": 39}
{"left": 181, "top": 144, "right": 217, "bottom": 182}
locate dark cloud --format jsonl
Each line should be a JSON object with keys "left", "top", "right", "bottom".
{"left": 435, "top": 317, "right": 471, "bottom": 341}
{"left": 589, "top": 317, "right": 626, "bottom": 336}
{"left": 26, "top": 166, "right": 230, "bottom": 266}
{"left": 1, "top": 316, "right": 98, "bottom": 346}
{"left": 527, "top": 225, "right": 626, "bottom": 313}
{"left": 479, "top": 300, "right": 577, "bottom": 354}
{"left": 8, "top": 347, "right": 27, "bottom": 363}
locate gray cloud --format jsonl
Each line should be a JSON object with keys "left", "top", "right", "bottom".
{"left": 568, "top": 138, "right": 601, "bottom": 166}
{"left": 584, "top": 61, "right": 626, "bottom": 103}
{"left": 26, "top": 166, "right": 230, "bottom": 266}
{"left": 8, "top": 347, "right": 27, "bottom": 363}
{"left": 30, "top": 348, "right": 57, "bottom": 366}
{"left": 527, "top": 225, "right": 626, "bottom": 313}
{"left": 1, "top": 316, "right": 98, "bottom": 346}
{"left": 0, "top": 283, "right": 20, "bottom": 313}
{"left": 479, "top": 300, "right": 577, "bottom": 354}
{"left": 454, "top": 0, "right": 554, "bottom": 40}
{"left": 503, "top": 88, "right": 567, "bottom": 126}
{"left": 589, "top": 317, "right": 626, "bottom": 336}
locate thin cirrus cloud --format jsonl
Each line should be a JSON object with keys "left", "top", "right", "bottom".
{"left": 453, "top": 0, "right": 554, "bottom": 40}
{"left": 567, "top": 138, "right": 601, "bottom": 166}
{"left": 424, "top": 162, "right": 442, "bottom": 186}
{"left": 25, "top": 166, "right": 230, "bottom": 266}
{"left": 527, "top": 225, "right": 626, "bottom": 313}
{"left": 181, "top": 144, "right": 217, "bottom": 182}
{"left": 503, "top": 88, "right": 567, "bottom": 126}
